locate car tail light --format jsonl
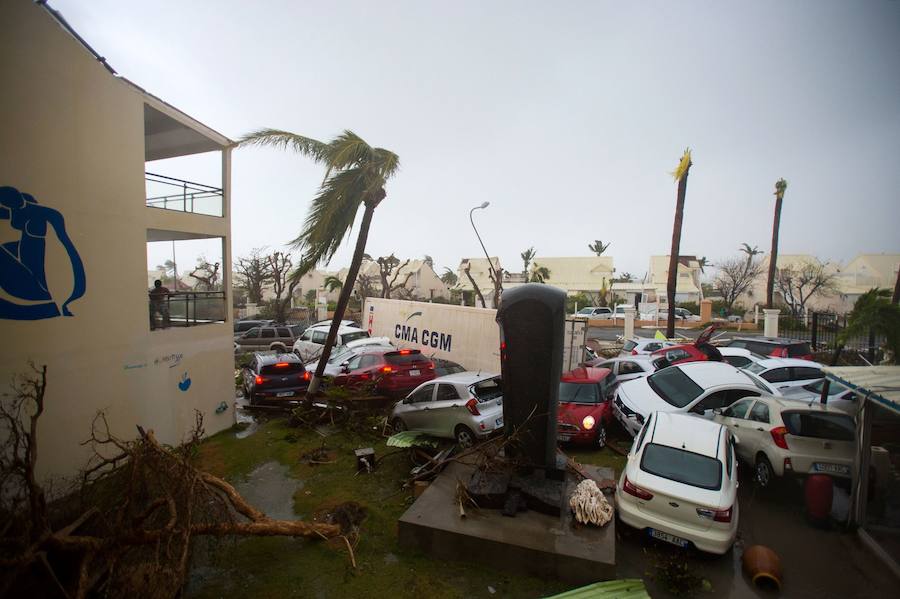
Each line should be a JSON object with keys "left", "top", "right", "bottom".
{"left": 302, "top": 372, "right": 311, "bottom": 381}
{"left": 399, "top": 349, "right": 412, "bottom": 355}
{"left": 697, "top": 506, "right": 733, "bottom": 523}
{"left": 255, "top": 375, "right": 264, "bottom": 385}
{"left": 274, "top": 362, "right": 290, "bottom": 368}
{"left": 426, "top": 362, "right": 434, "bottom": 370}
{"left": 770, "top": 426, "right": 789, "bottom": 450}
{"left": 631, "top": 349, "right": 639, "bottom": 355}
{"left": 465, "top": 398, "right": 480, "bottom": 416}
{"left": 382, "top": 366, "right": 393, "bottom": 374}
{"left": 622, "top": 476, "right": 653, "bottom": 500}
{"left": 582, "top": 415, "right": 596, "bottom": 430}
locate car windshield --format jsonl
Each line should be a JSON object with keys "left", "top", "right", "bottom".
{"left": 559, "top": 382, "right": 601, "bottom": 404}
{"left": 261, "top": 362, "right": 304, "bottom": 375}
{"left": 788, "top": 343, "right": 812, "bottom": 357}
{"left": 740, "top": 370, "right": 774, "bottom": 393}
{"left": 623, "top": 340, "right": 637, "bottom": 352}
{"left": 804, "top": 379, "right": 849, "bottom": 396}
{"left": 783, "top": 411, "right": 855, "bottom": 441}
{"left": 647, "top": 367, "right": 703, "bottom": 408}
{"left": 576, "top": 308, "right": 594, "bottom": 315}
{"left": 342, "top": 331, "right": 369, "bottom": 343}
{"left": 641, "top": 443, "right": 723, "bottom": 490}
{"left": 327, "top": 347, "right": 355, "bottom": 365}
{"left": 472, "top": 377, "right": 503, "bottom": 402}
{"left": 744, "top": 363, "right": 765, "bottom": 374}
{"left": 385, "top": 352, "right": 427, "bottom": 365}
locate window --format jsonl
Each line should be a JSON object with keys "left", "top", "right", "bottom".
{"left": 740, "top": 371, "right": 775, "bottom": 394}
{"left": 620, "top": 361, "right": 644, "bottom": 375}
{"left": 342, "top": 331, "right": 369, "bottom": 344}
{"left": 762, "top": 368, "right": 789, "bottom": 383}
{"left": 787, "top": 343, "right": 812, "bottom": 357}
{"left": 622, "top": 340, "right": 637, "bottom": 352}
{"left": 277, "top": 327, "right": 291, "bottom": 337}
{"left": 261, "top": 362, "right": 304, "bottom": 375}
{"left": 301, "top": 330, "right": 313, "bottom": 341}
{"left": 664, "top": 349, "right": 692, "bottom": 363}
{"left": 728, "top": 389, "right": 760, "bottom": 404}
{"left": 640, "top": 443, "right": 723, "bottom": 490}
{"left": 243, "top": 328, "right": 260, "bottom": 339}
{"left": 635, "top": 416, "right": 651, "bottom": 453}
{"left": 647, "top": 367, "right": 704, "bottom": 408}
{"left": 312, "top": 330, "right": 327, "bottom": 344}
{"left": 345, "top": 355, "right": 363, "bottom": 370}
{"left": 436, "top": 384, "right": 461, "bottom": 402}
{"left": 559, "top": 382, "right": 601, "bottom": 404}
{"left": 691, "top": 390, "right": 732, "bottom": 413}
{"left": 724, "top": 399, "right": 753, "bottom": 419}
{"left": 748, "top": 402, "right": 770, "bottom": 423}
{"left": 725, "top": 433, "right": 733, "bottom": 478}
{"left": 793, "top": 367, "right": 823, "bottom": 380}
{"left": 472, "top": 377, "right": 503, "bottom": 401}
{"left": 358, "top": 355, "right": 380, "bottom": 369}
{"left": 724, "top": 356, "right": 751, "bottom": 368}
{"left": 645, "top": 343, "right": 662, "bottom": 352}
{"left": 261, "top": 328, "right": 276, "bottom": 339}
{"left": 782, "top": 411, "right": 855, "bottom": 441}
{"left": 408, "top": 385, "right": 434, "bottom": 403}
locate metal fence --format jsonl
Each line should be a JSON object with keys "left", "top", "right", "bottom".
{"left": 150, "top": 291, "right": 226, "bottom": 330}
{"left": 145, "top": 172, "right": 223, "bottom": 217}
{"left": 779, "top": 312, "right": 882, "bottom": 362}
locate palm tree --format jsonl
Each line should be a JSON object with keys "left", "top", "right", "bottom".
{"left": 665, "top": 148, "right": 693, "bottom": 339}
{"left": 323, "top": 275, "right": 343, "bottom": 293}
{"left": 588, "top": 240, "right": 611, "bottom": 256}
{"left": 521, "top": 247, "right": 536, "bottom": 275}
{"left": 530, "top": 265, "right": 551, "bottom": 283}
{"left": 766, "top": 179, "right": 788, "bottom": 308}
{"left": 238, "top": 129, "right": 399, "bottom": 398}
{"left": 834, "top": 289, "right": 899, "bottom": 364}
{"left": 440, "top": 267, "right": 458, "bottom": 287}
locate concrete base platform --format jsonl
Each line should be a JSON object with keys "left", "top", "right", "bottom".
{"left": 398, "top": 461, "right": 616, "bottom": 585}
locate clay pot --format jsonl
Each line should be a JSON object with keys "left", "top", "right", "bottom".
{"left": 804, "top": 474, "right": 834, "bottom": 522}
{"left": 742, "top": 544, "right": 782, "bottom": 591}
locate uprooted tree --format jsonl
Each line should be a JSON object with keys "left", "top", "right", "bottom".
{"left": 0, "top": 365, "right": 344, "bottom": 599}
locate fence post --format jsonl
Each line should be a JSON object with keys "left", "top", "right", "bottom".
{"left": 868, "top": 329, "right": 876, "bottom": 364}
{"left": 811, "top": 312, "right": 818, "bottom": 350}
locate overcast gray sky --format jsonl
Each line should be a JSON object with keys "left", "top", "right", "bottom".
{"left": 54, "top": 0, "right": 900, "bottom": 280}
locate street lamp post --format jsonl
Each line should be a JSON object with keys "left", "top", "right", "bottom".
{"left": 469, "top": 202, "right": 503, "bottom": 305}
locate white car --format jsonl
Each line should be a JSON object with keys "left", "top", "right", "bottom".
{"left": 620, "top": 337, "right": 679, "bottom": 357}
{"left": 574, "top": 306, "right": 613, "bottom": 320}
{"left": 780, "top": 379, "right": 859, "bottom": 413}
{"left": 613, "top": 361, "right": 779, "bottom": 437}
{"left": 718, "top": 347, "right": 765, "bottom": 369}
{"left": 714, "top": 394, "right": 855, "bottom": 487}
{"left": 311, "top": 319, "right": 359, "bottom": 328}
{"left": 617, "top": 412, "right": 739, "bottom": 555}
{"left": 390, "top": 372, "right": 504, "bottom": 447}
{"left": 303, "top": 336, "right": 393, "bottom": 376}
{"left": 742, "top": 359, "right": 824, "bottom": 393}
{"left": 586, "top": 356, "right": 658, "bottom": 384}
{"left": 292, "top": 324, "right": 370, "bottom": 362}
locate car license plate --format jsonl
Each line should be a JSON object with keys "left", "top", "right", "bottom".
{"left": 558, "top": 434, "right": 572, "bottom": 442}
{"left": 648, "top": 528, "right": 688, "bottom": 548}
{"left": 276, "top": 391, "right": 294, "bottom": 397}
{"left": 410, "top": 369, "right": 420, "bottom": 376}
{"left": 814, "top": 463, "right": 849, "bottom": 476}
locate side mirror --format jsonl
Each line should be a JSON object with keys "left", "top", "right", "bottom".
{"left": 713, "top": 408, "right": 723, "bottom": 416}
{"left": 341, "top": 365, "right": 350, "bottom": 373}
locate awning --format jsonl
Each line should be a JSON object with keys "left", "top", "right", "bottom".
{"left": 824, "top": 366, "right": 900, "bottom": 415}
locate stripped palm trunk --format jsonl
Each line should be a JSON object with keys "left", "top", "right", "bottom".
{"left": 306, "top": 191, "right": 383, "bottom": 399}
{"left": 766, "top": 179, "right": 787, "bottom": 309}
{"left": 666, "top": 151, "right": 692, "bottom": 339}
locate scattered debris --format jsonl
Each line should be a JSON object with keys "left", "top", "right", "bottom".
{"left": 386, "top": 430, "right": 441, "bottom": 449}
{"left": 413, "top": 481, "right": 430, "bottom": 498}
{"left": 542, "top": 578, "right": 650, "bottom": 598}
{"left": 300, "top": 443, "right": 337, "bottom": 465}
{"left": 488, "top": 585, "right": 497, "bottom": 594}
{"left": 742, "top": 545, "right": 782, "bottom": 591}
{"left": 569, "top": 479, "right": 614, "bottom": 527}
{"left": 647, "top": 549, "right": 707, "bottom": 597}
{"left": 355, "top": 448, "right": 376, "bottom": 473}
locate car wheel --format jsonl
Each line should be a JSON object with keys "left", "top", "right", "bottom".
{"left": 755, "top": 454, "right": 774, "bottom": 488}
{"left": 391, "top": 418, "right": 407, "bottom": 433}
{"left": 455, "top": 425, "right": 476, "bottom": 448}
{"left": 595, "top": 425, "right": 607, "bottom": 448}
{"left": 271, "top": 343, "right": 286, "bottom": 353}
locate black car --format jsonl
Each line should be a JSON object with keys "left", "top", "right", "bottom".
{"left": 241, "top": 353, "right": 311, "bottom": 407}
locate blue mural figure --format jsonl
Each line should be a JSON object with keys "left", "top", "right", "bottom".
{"left": 0, "top": 186, "right": 85, "bottom": 320}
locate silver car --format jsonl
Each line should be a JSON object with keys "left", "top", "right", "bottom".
{"left": 586, "top": 355, "right": 657, "bottom": 383}
{"left": 390, "top": 372, "right": 504, "bottom": 447}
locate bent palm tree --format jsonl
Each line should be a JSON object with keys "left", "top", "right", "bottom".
{"left": 238, "top": 129, "right": 399, "bottom": 397}
{"left": 521, "top": 247, "right": 536, "bottom": 275}
{"left": 665, "top": 149, "right": 692, "bottom": 339}
{"left": 530, "top": 265, "right": 551, "bottom": 283}
{"left": 766, "top": 179, "right": 787, "bottom": 308}
{"left": 323, "top": 275, "right": 343, "bottom": 293}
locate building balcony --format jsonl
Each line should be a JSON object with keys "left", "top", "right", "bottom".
{"left": 149, "top": 290, "right": 226, "bottom": 330}
{"left": 146, "top": 172, "right": 223, "bottom": 217}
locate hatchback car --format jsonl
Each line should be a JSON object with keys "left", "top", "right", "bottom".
{"left": 780, "top": 379, "right": 859, "bottom": 413}
{"left": 650, "top": 325, "right": 722, "bottom": 369}
{"left": 240, "top": 353, "right": 311, "bottom": 407}
{"left": 742, "top": 359, "right": 824, "bottom": 393}
{"left": 304, "top": 336, "right": 393, "bottom": 376}
{"left": 390, "top": 372, "right": 504, "bottom": 447}
{"left": 613, "top": 361, "right": 779, "bottom": 437}
{"left": 331, "top": 348, "right": 435, "bottom": 397}
{"left": 557, "top": 367, "right": 617, "bottom": 447}
{"left": 727, "top": 337, "right": 814, "bottom": 361}
{"left": 617, "top": 412, "right": 739, "bottom": 555}
{"left": 292, "top": 324, "right": 370, "bottom": 362}
{"left": 620, "top": 337, "right": 679, "bottom": 357}
{"left": 714, "top": 395, "right": 855, "bottom": 487}
{"left": 583, "top": 355, "right": 658, "bottom": 383}
{"left": 718, "top": 347, "right": 765, "bottom": 368}
{"left": 235, "top": 325, "right": 302, "bottom": 354}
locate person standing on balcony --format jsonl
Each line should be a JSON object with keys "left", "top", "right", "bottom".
{"left": 149, "top": 279, "right": 171, "bottom": 329}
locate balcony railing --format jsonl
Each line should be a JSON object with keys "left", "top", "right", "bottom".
{"left": 145, "top": 173, "right": 223, "bottom": 217}
{"left": 149, "top": 290, "right": 226, "bottom": 330}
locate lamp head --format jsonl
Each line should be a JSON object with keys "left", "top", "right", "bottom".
{"left": 480, "top": 201, "right": 490, "bottom": 209}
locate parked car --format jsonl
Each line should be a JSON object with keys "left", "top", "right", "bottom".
{"left": 432, "top": 358, "right": 466, "bottom": 377}
{"left": 234, "top": 319, "right": 273, "bottom": 339}
{"left": 674, "top": 307, "right": 701, "bottom": 321}
{"left": 292, "top": 324, "right": 370, "bottom": 362}
{"left": 390, "top": 372, "right": 504, "bottom": 447}
{"left": 620, "top": 337, "right": 679, "bottom": 357}
{"left": 742, "top": 359, "right": 824, "bottom": 393}
{"left": 312, "top": 319, "right": 360, "bottom": 329}
{"left": 303, "top": 336, "right": 393, "bottom": 376}
{"left": 240, "top": 352, "right": 311, "bottom": 407}
{"left": 574, "top": 306, "right": 613, "bottom": 320}
{"left": 718, "top": 347, "right": 765, "bottom": 368}
{"left": 583, "top": 355, "right": 658, "bottom": 383}
{"left": 650, "top": 325, "right": 722, "bottom": 369}
{"left": 780, "top": 379, "right": 859, "bottom": 412}
{"left": 557, "top": 367, "right": 617, "bottom": 447}
{"left": 726, "top": 315, "right": 744, "bottom": 323}
{"left": 727, "top": 337, "right": 814, "bottom": 361}
{"left": 612, "top": 304, "right": 629, "bottom": 320}
{"left": 714, "top": 394, "right": 855, "bottom": 487}
{"left": 235, "top": 325, "right": 302, "bottom": 353}
{"left": 616, "top": 412, "right": 739, "bottom": 555}
{"left": 331, "top": 347, "right": 435, "bottom": 397}
{"left": 613, "top": 361, "right": 779, "bottom": 437}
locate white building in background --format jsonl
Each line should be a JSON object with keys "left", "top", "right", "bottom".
{"left": 529, "top": 256, "right": 615, "bottom": 297}
{"left": 1, "top": 0, "right": 234, "bottom": 481}
{"left": 456, "top": 257, "right": 502, "bottom": 307}
{"left": 648, "top": 255, "right": 705, "bottom": 304}
{"left": 345, "top": 258, "right": 449, "bottom": 301}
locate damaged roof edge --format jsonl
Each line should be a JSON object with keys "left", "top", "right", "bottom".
{"left": 38, "top": 0, "right": 233, "bottom": 147}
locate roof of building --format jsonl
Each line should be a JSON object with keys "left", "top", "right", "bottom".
{"left": 824, "top": 366, "right": 900, "bottom": 416}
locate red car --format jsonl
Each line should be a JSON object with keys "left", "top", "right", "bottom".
{"left": 331, "top": 347, "right": 435, "bottom": 397}
{"left": 556, "top": 367, "right": 617, "bottom": 447}
{"left": 650, "top": 324, "right": 722, "bottom": 369}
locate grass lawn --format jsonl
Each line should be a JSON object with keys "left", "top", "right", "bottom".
{"left": 186, "top": 415, "right": 627, "bottom": 599}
